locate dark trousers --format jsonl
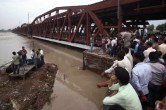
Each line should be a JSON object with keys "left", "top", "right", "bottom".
{"left": 22, "top": 55, "right": 27, "bottom": 64}
{"left": 103, "top": 105, "right": 111, "bottom": 110}
{"left": 110, "top": 46, "right": 117, "bottom": 56}
{"left": 148, "top": 83, "right": 163, "bottom": 108}
{"left": 13, "top": 64, "right": 19, "bottom": 74}
{"left": 40, "top": 55, "right": 45, "bottom": 65}
{"left": 103, "top": 104, "right": 125, "bottom": 110}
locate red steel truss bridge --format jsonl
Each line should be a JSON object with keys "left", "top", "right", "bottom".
{"left": 13, "top": 0, "right": 166, "bottom": 49}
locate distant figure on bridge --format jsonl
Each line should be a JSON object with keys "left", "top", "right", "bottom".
{"left": 89, "top": 36, "right": 94, "bottom": 52}
{"left": 120, "top": 29, "right": 132, "bottom": 48}
{"left": 11, "top": 51, "right": 20, "bottom": 74}
{"left": 21, "top": 46, "right": 27, "bottom": 65}
{"left": 105, "top": 37, "right": 111, "bottom": 50}
{"left": 101, "top": 36, "right": 107, "bottom": 53}
{"left": 110, "top": 37, "right": 117, "bottom": 56}
{"left": 135, "top": 28, "right": 140, "bottom": 39}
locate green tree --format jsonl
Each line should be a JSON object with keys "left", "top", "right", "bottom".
{"left": 156, "top": 22, "right": 166, "bottom": 32}
{"left": 147, "top": 24, "right": 154, "bottom": 32}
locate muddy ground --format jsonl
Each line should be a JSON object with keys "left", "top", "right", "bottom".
{"left": 0, "top": 33, "right": 108, "bottom": 110}
{"left": 0, "top": 63, "right": 58, "bottom": 110}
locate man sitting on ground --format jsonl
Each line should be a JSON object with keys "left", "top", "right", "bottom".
{"left": 102, "top": 67, "right": 142, "bottom": 110}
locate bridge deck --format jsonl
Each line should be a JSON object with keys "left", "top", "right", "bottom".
{"left": 33, "top": 36, "right": 98, "bottom": 50}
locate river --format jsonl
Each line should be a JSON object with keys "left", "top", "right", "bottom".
{"left": 0, "top": 32, "right": 107, "bottom": 110}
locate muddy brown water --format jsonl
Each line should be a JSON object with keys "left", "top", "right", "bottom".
{"left": 0, "top": 32, "right": 107, "bottom": 110}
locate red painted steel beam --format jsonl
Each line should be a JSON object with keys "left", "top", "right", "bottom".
{"left": 32, "top": 6, "right": 87, "bottom": 24}
{"left": 56, "top": 6, "right": 87, "bottom": 10}
{"left": 124, "top": 5, "right": 166, "bottom": 20}
{"left": 134, "top": 5, "right": 166, "bottom": 14}
{"left": 14, "top": 0, "right": 166, "bottom": 47}
{"left": 88, "top": 0, "right": 141, "bottom": 11}
{"left": 32, "top": 0, "right": 141, "bottom": 24}
{"left": 88, "top": 11, "right": 110, "bottom": 37}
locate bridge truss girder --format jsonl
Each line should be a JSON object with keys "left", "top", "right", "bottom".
{"left": 13, "top": 0, "right": 166, "bottom": 46}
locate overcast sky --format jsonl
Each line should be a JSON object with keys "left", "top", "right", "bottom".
{"left": 0, "top": 0, "right": 165, "bottom": 30}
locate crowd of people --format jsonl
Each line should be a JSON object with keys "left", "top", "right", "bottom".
{"left": 96, "top": 29, "right": 166, "bottom": 110}
{"left": 11, "top": 46, "right": 45, "bottom": 74}
{"left": 10, "top": 29, "right": 166, "bottom": 110}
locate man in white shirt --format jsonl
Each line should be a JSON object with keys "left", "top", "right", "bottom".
{"left": 158, "top": 38, "right": 166, "bottom": 56}
{"left": 98, "top": 50, "right": 132, "bottom": 88}
{"left": 111, "top": 37, "right": 117, "bottom": 47}
{"left": 29, "top": 49, "right": 35, "bottom": 64}
{"left": 12, "top": 51, "right": 20, "bottom": 74}
{"left": 124, "top": 47, "right": 133, "bottom": 68}
{"left": 103, "top": 67, "right": 142, "bottom": 110}
{"left": 143, "top": 42, "right": 156, "bottom": 62}
{"left": 110, "top": 37, "right": 117, "bottom": 56}
{"left": 104, "top": 50, "right": 132, "bottom": 78}
{"left": 123, "top": 30, "right": 132, "bottom": 48}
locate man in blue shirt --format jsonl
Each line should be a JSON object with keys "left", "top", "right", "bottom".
{"left": 131, "top": 52, "right": 152, "bottom": 108}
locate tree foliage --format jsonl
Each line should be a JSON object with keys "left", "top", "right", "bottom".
{"left": 156, "top": 22, "right": 166, "bottom": 32}
{"left": 147, "top": 24, "right": 154, "bottom": 32}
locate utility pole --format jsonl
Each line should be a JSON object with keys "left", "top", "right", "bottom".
{"left": 19, "top": 21, "right": 20, "bottom": 27}
{"left": 28, "top": 13, "right": 29, "bottom": 24}
{"left": 117, "top": 0, "right": 122, "bottom": 36}
{"left": 27, "top": 13, "right": 29, "bottom": 37}
{"left": 28, "top": 12, "right": 35, "bottom": 50}
{"left": 117, "top": 0, "right": 120, "bottom": 19}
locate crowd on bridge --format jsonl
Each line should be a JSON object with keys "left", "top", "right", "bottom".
{"left": 10, "top": 46, "right": 45, "bottom": 74}
{"left": 95, "top": 29, "right": 166, "bottom": 110}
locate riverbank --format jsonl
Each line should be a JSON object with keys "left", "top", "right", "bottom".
{"left": 0, "top": 32, "right": 108, "bottom": 110}
{"left": 0, "top": 63, "right": 57, "bottom": 110}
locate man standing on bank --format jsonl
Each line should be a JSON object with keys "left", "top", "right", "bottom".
{"left": 38, "top": 48, "right": 45, "bottom": 65}
{"left": 21, "top": 46, "right": 27, "bottom": 65}
{"left": 11, "top": 51, "right": 20, "bottom": 74}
